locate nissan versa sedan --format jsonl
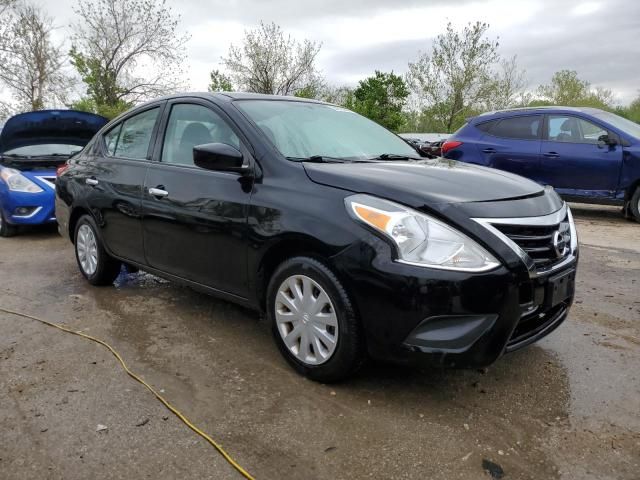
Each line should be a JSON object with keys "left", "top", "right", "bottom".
{"left": 56, "top": 93, "right": 578, "bottom": 382}
{"left": 0, "top": 110, "right": 107, "bottom": 237}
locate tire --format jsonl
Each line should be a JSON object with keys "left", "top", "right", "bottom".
{"left": 630, "top": 187, "right": 640, "bottom": 223}
{"left": 266, "top": 256, "right": 365, "bottom": 383}
{"left": 0, "top": 209, "right": 18, "bottom": 237}
{"left": 74, "top": 215, "right": 121, "bottom": 286}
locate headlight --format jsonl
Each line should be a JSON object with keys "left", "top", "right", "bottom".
{"left": 345, "top": 194, "right": 500, "bottom": 272}
{"left": 0, "top": 168, "right": 43, "bottom": 193}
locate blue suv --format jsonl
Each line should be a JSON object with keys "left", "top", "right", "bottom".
{"left": 442, "top": 107, "right": 640, "bottom": 221}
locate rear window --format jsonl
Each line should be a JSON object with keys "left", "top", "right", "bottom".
{"left": 490, "top": 115, "right": 541, "bottom": 140}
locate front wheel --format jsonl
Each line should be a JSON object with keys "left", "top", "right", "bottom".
{"left": 0, "top": 209, "right": 18, "bottom": 237}
{"left": 630, "top": 187, "right": 640, "bottom": 223}
{"left": 266, "top": 257, "right": 365, "bottom": 383}
{"left": 74, "top": 215, "right": 121, "bottom": 286}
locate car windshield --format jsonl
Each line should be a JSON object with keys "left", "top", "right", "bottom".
{"left": 592, "top": 111, "right": 640, "bottom": 139}
{"left": 235, "top": 100, "right": 418, "bottom": 161}
{"left": 3, "top": 144, "right": 82, "bottom": 157}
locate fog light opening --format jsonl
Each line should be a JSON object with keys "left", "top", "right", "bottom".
{"left": 14, "top": 207, "right": 38, "bottom": 217}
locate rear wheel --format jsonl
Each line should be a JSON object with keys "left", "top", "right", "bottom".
{"left": 0, "top": 209, "right": 17, "bottom": 237}
{"left": 267, "top": 256, "right": 365, "bottom": 383}
{"left": 74, "top": 215, "right": 121, "bottom": 286}
{"left": 630, "top": 187, "right": 640, "bottom": 223}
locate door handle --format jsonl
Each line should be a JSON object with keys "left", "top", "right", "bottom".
{"left": 482, "top": 148, "right": 496, "bottom": 153}
{"left": 85, "top": 178, "right": 98, "bottom": 186}
{"left": 543, "top": 152, "right": 560, "bottom": 158}
{"left": 148, "top": 187, "right": 169, "bottom": 198}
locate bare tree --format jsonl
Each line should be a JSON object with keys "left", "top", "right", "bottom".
{"left": 0, "top": 0, "right": 15, "bottom": 119}
{"left": 0, "top": 3, "right": 71, "bottom": 111}
{"left": 484, "top": 55, "right": 527, "bottom": 110}
{"left": 0, "top": 0, "right": 16, "bottom": 44}
{"left": 407, "top": 22, "right": 500, "bottom": 133}
{"left": 222, "top": 22, "right": 322, "bottom": 96}
{"left": 70, "top": 0, "right": 189, "bottom": 117}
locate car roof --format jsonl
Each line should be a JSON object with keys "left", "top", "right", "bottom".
{"left": 473, "top": 106, "right": 606, "bottom": 122}
{"left": 135, "top": 91, "right": 327, "bottom": 107}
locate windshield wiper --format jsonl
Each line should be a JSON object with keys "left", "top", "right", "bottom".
{"left": 370, "top": 153, "right": 421, "bottom": 161}
{"left": 287, "top": 155, "right": 349, "bottom": 163}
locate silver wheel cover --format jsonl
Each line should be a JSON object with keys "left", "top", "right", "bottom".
{"left": 76, "top": 224, "right": 98, "bottom": 276}
{"left": 275, "top": 275, "right": 339, "bottom": 365}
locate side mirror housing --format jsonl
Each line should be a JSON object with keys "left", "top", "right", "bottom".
{"left": 193, "top": 143, "right": 247, "bottom": 173}
{"left": 597, "top": 134, "right": 618, "bottom": 148}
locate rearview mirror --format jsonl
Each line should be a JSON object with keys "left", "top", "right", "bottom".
{"left": 193, "top": 143, "right": 247, "bottom": 173}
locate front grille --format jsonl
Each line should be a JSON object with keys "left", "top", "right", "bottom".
{"left": 506, "top": 302, "right": 568, "bottom": 351}
{"left": 492, "top": 217, "right": 571, "bottom": 271}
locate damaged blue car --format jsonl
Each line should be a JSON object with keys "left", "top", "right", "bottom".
{"left": 0, "top": 110, "right": 107, "bottom": 236}
{"left": 442, "top": 107, "right": 640, "bottom": 222}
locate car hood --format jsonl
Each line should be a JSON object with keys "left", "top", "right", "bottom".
{"left": 303, "top": 158, "right": 546, "bottom": 207}
{"left": 0, "top": 110, "right": 108, "bottom": 153}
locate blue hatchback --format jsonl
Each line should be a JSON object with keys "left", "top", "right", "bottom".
{"left": 0, "top": 110, "right": 107, "bottom": 236}
{"left": 442, "top": 107, "right": 640, "bottom": 221}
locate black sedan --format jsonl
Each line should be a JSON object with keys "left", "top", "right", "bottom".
{"left": 56, "top": 93, "right": 578, "bottom": 382}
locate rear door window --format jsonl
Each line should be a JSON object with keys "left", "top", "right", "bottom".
{"left": 113, "top": 108, "right": 160, "bottom": 160}
{"left": 490, "top": 116, "right": 541, "bottom": 140}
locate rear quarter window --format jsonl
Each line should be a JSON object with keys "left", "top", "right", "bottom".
{"left": 475, "top": 120, "right": 499, "bottom": 134}
{"left": 489, "top": 115, "right": 541, "bottom": 140}
{"left": 103, "top": 124, "right": 122, "bottom": 156}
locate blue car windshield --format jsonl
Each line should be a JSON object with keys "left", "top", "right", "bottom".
{"left": 3, "top": 144, "right": 82, "bottom": 157}
{"left": 235, "top": 100, "right": 418, "bottom": 161}
{"left": 592, "top": 111, "right": 640, "bottom": 139}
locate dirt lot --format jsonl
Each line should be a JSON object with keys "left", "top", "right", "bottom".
{"left": 1, "top": 204, "right": 638, "bottom": 480}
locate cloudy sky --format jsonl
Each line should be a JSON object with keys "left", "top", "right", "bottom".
{"left": 5, "top": 0, "right": 640, "bottom": 105}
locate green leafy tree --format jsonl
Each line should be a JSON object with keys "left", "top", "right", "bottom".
{"left": 69, "top": 0, "right": 189, "bottom": 119}
{"left": 407, "top": 22, "right": 500, "bottom": 133}
{"left": 626, "top": 96, "right": 640, "bottom": 123}
{"left": 534, "top": 70, "right": 614, "bottom": 109}
{"left": 208, "top": 69, "right": 233, "bottom": 92}
{"left": 294, "top": 84, "right": 321, "bottom": 99}
{"left": 346, "top": 71, "right": 409, "bottom": 131}
{"left": 614, "top": 95, "right": 640, "bottom": 124}
{"left": 294, "top": 84, "right": 354, "bottom": 107}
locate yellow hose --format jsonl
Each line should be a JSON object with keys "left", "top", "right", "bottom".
{"left": 0, "top": 306, "right": 255, "bottom": 480}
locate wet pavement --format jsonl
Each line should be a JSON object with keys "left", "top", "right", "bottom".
{"left": 0, "top": 204, "right": 638, "bottom": 479}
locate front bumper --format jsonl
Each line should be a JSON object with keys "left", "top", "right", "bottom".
{"left": 0, "top": 189, "right": 56, "bottom": 225}
{"left": 330, "top": 235, "right": 577, "bottom": 369}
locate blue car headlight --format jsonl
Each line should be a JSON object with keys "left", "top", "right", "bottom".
{"left": 0, "top": 168, "right": 43, "bottom": 193}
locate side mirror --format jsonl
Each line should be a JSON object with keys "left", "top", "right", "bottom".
{"left": 193, "top": 143, "right": 247, "bottom": 173}
{"left": 597, "top": 134, "right": 617, "bottom": 148}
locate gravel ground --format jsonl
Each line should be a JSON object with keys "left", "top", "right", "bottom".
{"left": 0, "top": 203, "right": 638, "bottom": 480}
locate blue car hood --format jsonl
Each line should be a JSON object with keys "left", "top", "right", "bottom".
{"left": 0, "top": 110, "right": 107, "bottom": 153}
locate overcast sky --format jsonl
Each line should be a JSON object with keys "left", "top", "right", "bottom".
{"left": 4, "top": 0, "right": 640, "bottom": 105}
